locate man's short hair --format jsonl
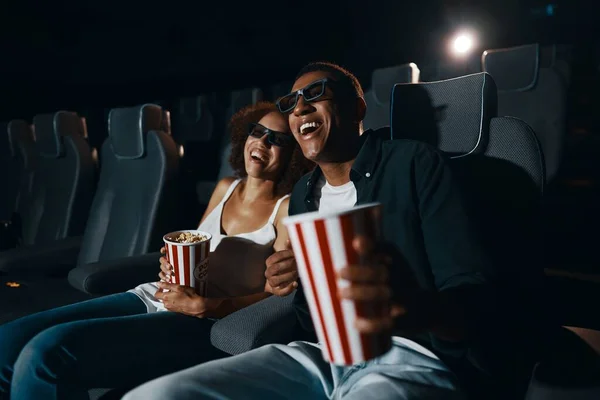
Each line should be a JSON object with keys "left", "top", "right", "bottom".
{"left": 295, "top": 62, "right": 364, "bottom": 99}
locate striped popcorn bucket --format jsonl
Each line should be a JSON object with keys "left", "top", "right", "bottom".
{"left": 163, "top": 230, "right": 212, "bottom": 297}
{"left": 283, "top": 203, "right": 392, "bottom": 365}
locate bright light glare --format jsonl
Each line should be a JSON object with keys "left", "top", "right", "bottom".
{"left": 451, "top": 32, "right": 474, "bottom": 56}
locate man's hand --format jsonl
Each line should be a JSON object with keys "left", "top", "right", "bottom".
{"left": 265, "top": 241, "right": 298, "bottom": 297}
{"left": 155, "top": 282, "right": 223, "bottom": 317}
{"left": 337, "top": 236, "right": 412, "bottom": 335}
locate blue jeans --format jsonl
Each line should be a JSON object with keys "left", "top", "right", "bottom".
{"left": 123, "top": 337, "right": 465, "bottom": 400}
{"left": 0, "top": 293, "right": 226, "bottom": 400}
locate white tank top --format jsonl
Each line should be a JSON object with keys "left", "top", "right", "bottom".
{"left": 129, "top": 179, "right": 289, "bottom": 313}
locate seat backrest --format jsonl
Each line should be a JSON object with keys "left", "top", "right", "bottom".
{"left": 19, "top": 112, "right": 95, "bottom": 246}
{"left": 1, "top": 121, "right": 35, "bottom": 220}
{"left": 77, "top": 104, "right": 179, "bottom": 265}
{"left": 173, "top": 95, "right": 216, "bottom": 144}
{"left": 391, "top": 72, "right": 544, "bottom": 258}
{"left": 363, "top": 63, "right": 420, "bottom": 131}
{"left": 482, "top": 43, "right": 567, "bottom": 181}
{"left": 391, "top": 73, "right": 548, "bottom": 396}
{"left": 391, "top": 73, "right": 497, "bottom": 156}
{"left": 7, "top": 121, "right": 38, "bottom": 224}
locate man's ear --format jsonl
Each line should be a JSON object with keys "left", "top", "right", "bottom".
{"left": 355, "top": 97, "right": 367, "bottom": 123}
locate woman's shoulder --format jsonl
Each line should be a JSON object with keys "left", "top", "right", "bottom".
{"left": 274, "top": 196, "right": 290, "bottom": 225}
{"left": 214, "top": 176, "right": 239, "bottom": 197}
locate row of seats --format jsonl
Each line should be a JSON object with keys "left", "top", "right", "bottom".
{"left": 0, "top": 42, "right": 573, "bottom": 283}
{"left": 362, "top": 43, "right": 569, "bottom": 182}
{"left": 67, "top": 44, "right": 568, "bottom": 220}
{"left": 0, "top": 105, "right": 179, "bottom": 281}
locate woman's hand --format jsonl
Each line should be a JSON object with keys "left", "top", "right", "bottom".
{"left": 154, "top": 282, "right": 224, "bottom": 318}
{"left": 158, "top": 247, "right": 173, "bottom": 283}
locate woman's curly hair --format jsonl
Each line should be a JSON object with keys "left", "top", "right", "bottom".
{"left": 228, "top": 101, "right": 314, "bottom": 196}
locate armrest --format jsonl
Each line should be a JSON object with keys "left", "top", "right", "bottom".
{"left": 210, "top": 291, "right": 299, "bottom": 355}
{"left": 68, "top": 252, "right": 161, "bottom": 295}
{"left": 0, "top": 236, "right": 82, "bottom": 275}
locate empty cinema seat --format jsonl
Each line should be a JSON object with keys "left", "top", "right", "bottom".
{"left": 482, "top": 43, "right": 568, "bottom": 182}
{"left": 67, "top": 104, "right": 180, "bottom": 294}
{"left": 0, "top": 122, "right": 16, "bottom": 221}
{"left": 0, "top": 121, "right": 36, "bottom": 223}
{"left": 363, "top": 63, "right": 420, "bottom": 131}
{"left": 0, "top": 106, "right": 179, "bottom": 281}
{"left": 74, "top": 104, "right": 180, "bottom": 266}
{"left": 0, "top": 112, "right": 96, "bottom": 276}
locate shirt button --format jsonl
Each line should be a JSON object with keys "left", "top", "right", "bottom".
{"left": 365, "top": 172, "right": 371, "bottom": 178}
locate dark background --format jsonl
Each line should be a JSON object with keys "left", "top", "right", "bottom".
{"left": 0, "top": 0, "right": 597, "bottom": 119}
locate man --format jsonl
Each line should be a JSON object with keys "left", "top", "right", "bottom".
{"left": 123, "top": 62, "right": 532, "bottom": 399}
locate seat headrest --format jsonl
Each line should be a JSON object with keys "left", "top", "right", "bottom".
{"left": 32, "top": 111, "right": 84, "bottom": 158}
{"left": 7, "top": 120, "right": 36, "bottom": 169}
{"left": 391, "top": 72, "right": 497, "bottom": 156}
{"left": 371, "top": 63, "right": 420, "bottom": 104}
{"left": 482, "top": 43, "right": 539, "bottom": 92}
{"left": 108, "top": 103, "right": 164, "bottom": 159}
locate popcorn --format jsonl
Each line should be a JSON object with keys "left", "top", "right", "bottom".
{"left": 172, "top": 232, "right": 208, "bottom": 244}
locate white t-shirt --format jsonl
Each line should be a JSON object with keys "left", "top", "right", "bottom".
{"left": 314, "top": 176, "right": 357, "bottom": 213}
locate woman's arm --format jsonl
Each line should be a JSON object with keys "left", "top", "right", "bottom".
{"left": 272, "top": 197, "right": 290, "bottom": 252}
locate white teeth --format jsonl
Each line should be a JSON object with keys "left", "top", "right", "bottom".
{"left": 251, "top": 150, "right": 266, "bottom": 161}
{"left": 300, "top": 122, "right": 319, "bottom": 134}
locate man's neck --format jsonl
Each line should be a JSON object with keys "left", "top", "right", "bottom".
{"left": 319, "top": 160, "right": 355, "bottom": 186}
{"left": 317, "top": 129, "right": 365, "bottom": 186}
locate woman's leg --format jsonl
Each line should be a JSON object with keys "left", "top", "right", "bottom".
{"left": 10, "top": 310, "right": 226, "bottom": 400}
{"left": 0, "top": 292, "right": 145, "bottom": 397}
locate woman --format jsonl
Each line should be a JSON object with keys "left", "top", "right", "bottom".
{"left": 0, "top": 101, "right": 313, "bottom": 400}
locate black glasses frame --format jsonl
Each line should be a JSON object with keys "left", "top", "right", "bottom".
{"left": 247, "top": 123, "right": 294, "bottom": 147}
{"left": 276, "top": 78, "right": 335, "bottom": 113}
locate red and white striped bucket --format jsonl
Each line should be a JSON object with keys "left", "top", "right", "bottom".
{"left": 283, "top": 203, "right": 392, "bottom": 365}
{"left": 163, "top": 230, "right": 212, "bottom": 297}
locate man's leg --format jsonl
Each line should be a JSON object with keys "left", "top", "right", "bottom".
{"left": 10, "top": 310, "right": 226, "bottom": 400}
{"left": 0, "top": 292, "right": 144, "bottom": 398}
{"left": 123, "top": 341, "right": 338, "bottom": 400}
{"left": 336, "top": 337, "right": 466, "bottom": 400}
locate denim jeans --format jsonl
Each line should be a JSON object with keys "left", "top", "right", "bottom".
{"left": 0, "top": 292, "right": 226, "bottom": 400}
{"left": 123, "top": 337, "right": 466, "bottom": 400}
